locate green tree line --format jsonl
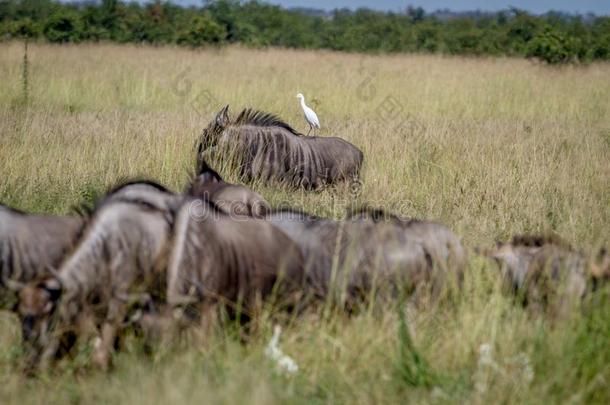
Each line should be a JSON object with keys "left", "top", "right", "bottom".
{"left": 2, "top": 0, "right": 609, "bottom": 63}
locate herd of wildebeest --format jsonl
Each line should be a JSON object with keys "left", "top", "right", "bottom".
{"left": 1, "top": 106, "right": 609, "bottom": 374}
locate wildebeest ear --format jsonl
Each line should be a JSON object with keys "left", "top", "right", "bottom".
{"left": 216, "top": 105, "right": 230, "bottom": 127}
{"left": 197, "top": 158, "right": 222, "bottom": 182}
{"left": 41, "top": 278, "right": 62, "bottom": 302}
{"left": 251, "top": 200, "right": 271, "bottom": 219}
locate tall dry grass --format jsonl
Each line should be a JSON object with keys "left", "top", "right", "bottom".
{"left": 0, "top": 42, "right": 609, "bottom": 404}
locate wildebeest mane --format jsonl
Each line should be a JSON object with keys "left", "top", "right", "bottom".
{"left": 105, "top": 179, "right": 172, "bottom": 196}
{"left": 0, "top": 203, "right": 26, "bottom": 215}
{"left": 266, "top": 206, "right": 323, "bottom": 222}
{"left": 69, "top": 203, "right": 96, "bottom": 245}
{"left": 347, "top": 206, "right": 397, "bottom": 221}
{"left": 509, "top": 234, "right": 572, "bottom": 249}
{"left": 346, "top": 206, "right": 422, "bottom": 226}
{"left": 69, "top": 179, "right": 177, "bottom": 246}
{"left": 98, "top": 179, "right": 173, "bottom": 210}
{"left": 234, "top": 108, "right": 300, "bottom": 136}
{"left": 68, "top": 179, "right": 172, "bottom": 221}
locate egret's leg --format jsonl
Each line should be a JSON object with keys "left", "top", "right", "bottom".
{"left": 307, "top": 125, "right": 312, "bottom": 136}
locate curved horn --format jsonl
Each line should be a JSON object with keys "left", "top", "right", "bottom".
{"left": 215, "top": 104, "right": 230, "bottom": 127}
{"left": 215, "top": 105, "right": 227, "bottom": 125}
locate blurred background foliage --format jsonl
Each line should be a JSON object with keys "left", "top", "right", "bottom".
{"left": 1, "top": 0, "right": 610, "bottom": 63}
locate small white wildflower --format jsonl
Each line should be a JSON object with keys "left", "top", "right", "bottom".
{"left": 265, "top": 325, "right": 298, "bottom": 374}
{"left": 474, "top": 378, "right": 487, "bottom": 394}
{"left": 478, "top": 343, "right": 493, "bottom": 366}
{"left": 510, "top": 353, "right": 534, "bottom": 384}
{"left": 431, "top": 387, "right": 448, "bottom": 400}
{"left": 474, "top": 342, "right": 502, "bottom": 394}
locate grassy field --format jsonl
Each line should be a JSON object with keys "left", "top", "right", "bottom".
{"left": 0, "top": 42, "right": 609, "bottom": 404}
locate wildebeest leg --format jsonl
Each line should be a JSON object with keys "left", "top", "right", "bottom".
{"left": 92, "top": 323, "right": 116, "bottom": 371}
{"left": 35, "top": 335, "right": 60, "bottom": 375}
{"left": 197, "top": 303, "right": 219, "bottom": 346}
{"left": 92, "top": 299, "right": 127, "bottom": 371}
{"left": 138, "top": 307, "right": 179, "bottom": 351}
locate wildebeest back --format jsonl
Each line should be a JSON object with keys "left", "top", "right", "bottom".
{"left": 167, "top": 198, "right": 305, "bottom": 318}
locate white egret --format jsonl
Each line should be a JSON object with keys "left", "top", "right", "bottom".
{"left": 296, "top": 93, "right": 320, "bottom": 135}
{"left": 265, "top": 325, "right": 298, "bottom": 374}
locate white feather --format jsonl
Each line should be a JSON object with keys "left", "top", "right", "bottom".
{"left": 296, "top": 93, "right": 320, "bottom": 130}
{"left": 265, "top": 325, "right": 299, "bottom": 374}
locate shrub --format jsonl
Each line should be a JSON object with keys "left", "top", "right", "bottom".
{"left": 526, "top": 28, "right": 579, "bottom": 64}
{"left": 10, "top": 18, "right": 40, "bottom": 39}
{"left": 176, "top": 13, "right": 227, "bottom": 47}
{"left": 43, "top": 13, "right": 83, "bottom": 43}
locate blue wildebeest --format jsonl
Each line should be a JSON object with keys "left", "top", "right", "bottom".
{"left": 265, "top": 207, "right": 467, "bottom": 309}
{"left": 196, "top": 105, "right": 363, "bottom": 190}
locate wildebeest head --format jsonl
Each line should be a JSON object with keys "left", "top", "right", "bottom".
{"left": 486, "top": 235, "right": 591, "bottom": 316}
{"left": 16, "top": 277, "right": 62, "bottom": 346}
{"left": 486, "top": 234, "right": 574, "bottom": 290}
{"left": 486, "top": 240, "right": 537, "bottom": 291}
{"left": 0, "top": 205, "right": 84, "bottom": 310}
{"left": 591, "top": 247, "right": 610, "bottom": 284}
{"left": 187, "top": 159, "right": 223, "bottom": 196}
{"left": 187, "top": 159, "right": 270, "bottom": 218}
{"left": 199, "top": 105, "right": 230, "bottom": 151}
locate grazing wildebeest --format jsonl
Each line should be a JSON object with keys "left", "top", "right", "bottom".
{"left": 186, "top": 159, "right": 270, "bottom": 218}
{"left": 347, "top": 207, "right": 467, "bottom": 286}
{"left": 166, "top": 197, "right": 305, "bottom": 327}
{"left": 12, "top": 170, "right": 275, "bottom": 372}
{"left": 0, "top": 175, "right": 245, "bottom": 303}
{"left": 264, "top": 207, "right": 466, "bottom": 308}
{"left": 487, "top": 234, "right": 579, "bottom": 292}
{"left": 196, "top": 105, "right": 363, "bottom": 189}
{"left": 15, "top": 181, "right": 178, "bottom": 371}
{"left": 0, "top": 204, "right": 83, "bottom": 308}
{"left": 485, "top": 234, "right": 607, "bottom": 315}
